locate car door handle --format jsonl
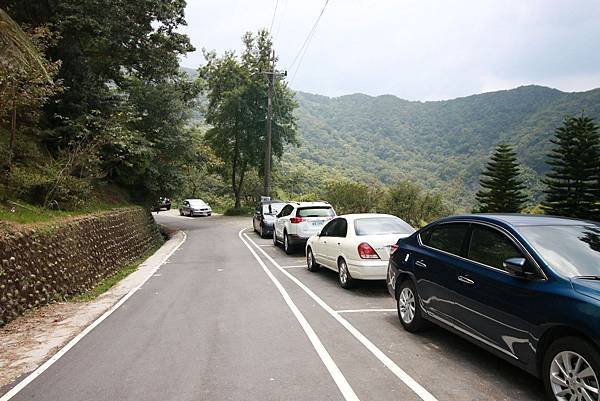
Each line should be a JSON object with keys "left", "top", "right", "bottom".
{"left": 415, "top": 260, "right": 427, "bottom": 268}
{"left": 458, "top": 275, "right": 475, "bottom": 285}
{"left": 337, "top": 242, "right": 341, "bottom": 246}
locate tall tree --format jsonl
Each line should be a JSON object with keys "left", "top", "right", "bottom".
{"left": 200, "top": 30, "right": 297, "bottom": 208}
{"left": 543, "top": 115, "right": 600, "bottom": 219}
{"left": 475, "top": 144, "right": 528, "bottom": 212}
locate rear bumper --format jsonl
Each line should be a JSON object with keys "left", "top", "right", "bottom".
{"left": 347, "top": 259, "right": 388, "bottom": 280}
{"left": 288, "top": 235, "right": 308, "bottom": 247}
{"left": 190, "top": 210, "right": 211, "bottom": 216}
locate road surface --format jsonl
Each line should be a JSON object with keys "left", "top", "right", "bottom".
{"left": 3, "top": 214, "right": 546, "bottom": 401}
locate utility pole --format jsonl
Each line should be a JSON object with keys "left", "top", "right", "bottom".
{"left": 263, "top": 49, "right": 286, "bottom": 197}
{"left": 264, "top": 49, "right": 275, "bottom": 198}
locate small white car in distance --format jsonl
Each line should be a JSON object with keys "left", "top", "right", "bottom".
{"left": 273, "top": 202, "right": 336, "bottom": 254}
{"left": 305, "top": 213, "right": 415, "bottom": 288}
{"left": 179, "top": 199, "right": 212, "bottom": 217}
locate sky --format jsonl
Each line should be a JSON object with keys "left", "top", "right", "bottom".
{"left": 179, "top": 0, "right": 600, "bottom": 101}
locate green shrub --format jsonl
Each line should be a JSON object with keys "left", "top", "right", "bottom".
{"left": 224, "top": 206, "right": 253, "bottom": 216}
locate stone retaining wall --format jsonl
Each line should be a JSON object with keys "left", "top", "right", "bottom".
{"left": 0, "top": 207, "right": 163, "bottom": 326}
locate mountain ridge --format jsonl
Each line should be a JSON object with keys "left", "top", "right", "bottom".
{"left": 285, "top": 84, "right": 600, "bottom": 208}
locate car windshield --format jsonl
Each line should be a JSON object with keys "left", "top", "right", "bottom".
{"left": 297, "top": 207, "right": 335, "bottom": 217}
{"left": 263, "top": 203, "right": 284, "bottom": 215}
{"left": 520, "top": 224, "right": 600, "bottom": 277}
{"left": 354, "top": 217, "right": 415, "bottom": 236}
{"left": 188, "top": 200, "right": 206, "bottom": 207}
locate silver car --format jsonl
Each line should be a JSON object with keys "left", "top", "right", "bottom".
{"left": 179, "top": 199, "right": 212, "bottom": 217}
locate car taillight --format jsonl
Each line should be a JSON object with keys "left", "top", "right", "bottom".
{"left": 390, "top": 244, "right": 399, "bottom": 255}
{"left": 358, "top": 242, "right": 380, "bottom": 259}
{"left": 290, "top": 217, "right": 304, "bottom": 224}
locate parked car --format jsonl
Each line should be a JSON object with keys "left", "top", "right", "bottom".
{"left": 306, "top": 214, "right": 415, "bottom": 288}
{"left": 153, "top": 197, "right": 171, "bottom": 212}
{"left": 179, "top": 199, "right": 212, "bottom": 217}
{"left": 387, "top": 214, "right": 600, "bottom": 401}
{"left": 253, "top": 199, "right": 285, "bottom": 238}
{"left": 273, "top": 201, "right": 336, "bottom": 254}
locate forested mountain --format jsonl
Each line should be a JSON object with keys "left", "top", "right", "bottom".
{"left": 283, "top": 85, "right": 600, "bottom": 208}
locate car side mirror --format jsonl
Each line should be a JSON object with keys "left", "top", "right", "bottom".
{"left": 503, "top": 257, "right": 527, "bottom": 277}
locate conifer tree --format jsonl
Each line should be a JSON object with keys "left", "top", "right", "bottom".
{"left": 475, "top": 144, "right": 528, "bottom": 212}
{"left": 543, "top": 115, "right": 600, "bottom": 220}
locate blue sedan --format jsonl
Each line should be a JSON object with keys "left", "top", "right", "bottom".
{"left": 387, "top": 214, "right": 600, "bottom": 401}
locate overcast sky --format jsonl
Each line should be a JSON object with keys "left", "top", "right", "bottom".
{"left": 179, "top": 0, "right": 600, "bottom": 101}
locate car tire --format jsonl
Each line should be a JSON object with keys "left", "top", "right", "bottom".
{"left": 179, "top": 209, "right": 183, "bottom": 216}
{"left": 397, "top": 279, "right": 426, "bottom": 332}
{"left": 189, "top": 210, "right": 194, "bottom": 217}
{"left": 543, "top": 336, "right": 600, "bottom": 401}
{"left": 306, "top": 247, "right": 320, "bottom": 272}
{"left": 273, "top": 230, "right": 279, "bottom": 246}
{"left": 259, "top": 224, "right": 265, "bottom": 238}
{"left": 338, "top": 258, "right": 355, "bottom": 289}
{"left": 284, "top": 232, "right": 294, "bottom": 255}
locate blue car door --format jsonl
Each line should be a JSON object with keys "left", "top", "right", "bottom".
{"left": 413, "top": 222, "right": 470, "bottom": 325}
{"left": 453, "top": 223, "right": 542, "bottom": 364}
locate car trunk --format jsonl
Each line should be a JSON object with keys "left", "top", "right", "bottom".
{"left": 357, "top": 233, "right": 411, "bottom": 261}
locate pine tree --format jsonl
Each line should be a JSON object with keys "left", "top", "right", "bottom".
{"left": 475, "top": 144, "right": 528, "bottom": 213}
{"left": 542, "top": 115, "right": 600, "bottom": 220}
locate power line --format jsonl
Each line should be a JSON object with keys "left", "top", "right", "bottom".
{"left": 288, "top": 0, "right": 330, "bottom": 84}
{"left": 274, "top": 0, "right": 288, "bottom": 39}
{"left": 269, "top": 0, "right": 279, "bottom": 34}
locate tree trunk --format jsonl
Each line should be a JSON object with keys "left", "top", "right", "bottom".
{"left": 234, "top": 161, "right": 247, "bottom": 209}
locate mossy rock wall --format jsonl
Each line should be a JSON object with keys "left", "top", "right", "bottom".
{"left": 0, "top": 207, "right": 163, "bottom": 326}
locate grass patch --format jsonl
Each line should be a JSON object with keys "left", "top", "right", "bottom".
{"left": 0, "top": 200, "right": 137, "bottom": 225}
{"left": 223, "top": 206, "right": 254, "bottom": 216}
{"left": 70, "top": 245, "right": 161, "bottom": 302}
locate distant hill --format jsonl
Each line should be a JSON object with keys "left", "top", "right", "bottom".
{"left": 286, "top": 85, "right": 600, "bottom": 207}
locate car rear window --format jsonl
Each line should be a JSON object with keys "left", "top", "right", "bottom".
{"left": 354, "top": 217, "right": 415, "bottom": 236}
{"left": 297, "top": 207, "right": 335, "bottom": 217}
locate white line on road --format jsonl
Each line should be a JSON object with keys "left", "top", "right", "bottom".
{"left": 243, "top": 230, "right": 438, "bottom": 401}
{"left": 336, "top": 309, "right": 397, "bottom": 314}
{"left": 280, "top": 265, "right": 306, "bottom": 269}
{"left": 0, "top": 232, "right": 188, "bottom": 401}
{"left": 238, "top": 229, "right": 360, "bottom": 401}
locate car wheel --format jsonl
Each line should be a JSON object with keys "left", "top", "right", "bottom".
{"left": 284, "top": 232, "right": 294, "bottom": 255}
{"left": 338, "top": 258, "right": 354, "bottom": 289}
{"left": 397, "top": 280, "right": 426, "bottom": 332}
{"left": 306, "top": 247, "right": 320, "bottom": 272}
{"left": 543, "top": 337, "right": 600, "bottom": 401}
{"left": 179, "top": 209, "right": 183, "bottom": 216}
{"left": 259, "top": 224, "right": 265, "bottom": 238}
{"left": 273, "top": 230, "right": 278, "bottom": 246}
{"left": 189, "top": 210, "right": 194, "bottom": 217}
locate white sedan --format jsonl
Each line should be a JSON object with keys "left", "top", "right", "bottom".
{"left": 305, "top": 214, "right": 415, "bottom": 289}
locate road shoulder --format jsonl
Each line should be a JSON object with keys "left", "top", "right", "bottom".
{"left": 0, "top": 230, "right": 185, "bottom": 394}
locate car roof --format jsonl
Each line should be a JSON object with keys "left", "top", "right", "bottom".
{"left": 438, "top": 213, "right": 597, "bottom": 227}
{"left": 288, "top": 201, "right": 331, "bottom": 207}
{"left": 259, "top": 199, "right": 284, "bottom": 204}
{"left": 337, "top": 213, "right": 399, "bottom": 220}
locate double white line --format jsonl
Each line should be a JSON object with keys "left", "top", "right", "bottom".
{"left": 239, "top": 229, "right": 438, "bottom": 401}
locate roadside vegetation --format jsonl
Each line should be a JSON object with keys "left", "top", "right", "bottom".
{"left": 2, "top": 2, "right": 600, "bottom": 228}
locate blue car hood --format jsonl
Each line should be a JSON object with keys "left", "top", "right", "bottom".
{"left": 571, "top": 278, "right": 600, "bottom": 302}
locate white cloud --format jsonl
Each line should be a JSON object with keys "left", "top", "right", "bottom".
{"left": 179, "top": 0, "right": 600, "bottom": 100}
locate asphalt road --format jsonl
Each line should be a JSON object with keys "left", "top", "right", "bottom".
{"left": 5, "top": 214, "right": 547, "bottom": 401}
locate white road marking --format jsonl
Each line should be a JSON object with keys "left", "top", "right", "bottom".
{"left": 0, "top": 232, "right": 187, "bottom": 401}
{"left": 280, "top": 265, "right": 306, "bottom": 269}
{"left": 238, "top": 229, "right": 360, "bottom": 401}
{"left": 259, "top": 244, "right": 274, "bottom": 247}
{"left": 243, "top": 230, "right": 438, "bottom": 401}
{"left": 336, "top": 309, "right": 396, "bottom": 314}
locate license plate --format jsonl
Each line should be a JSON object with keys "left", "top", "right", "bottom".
{"left": 311, "top": 220, "right": 323, "bottom": 227}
